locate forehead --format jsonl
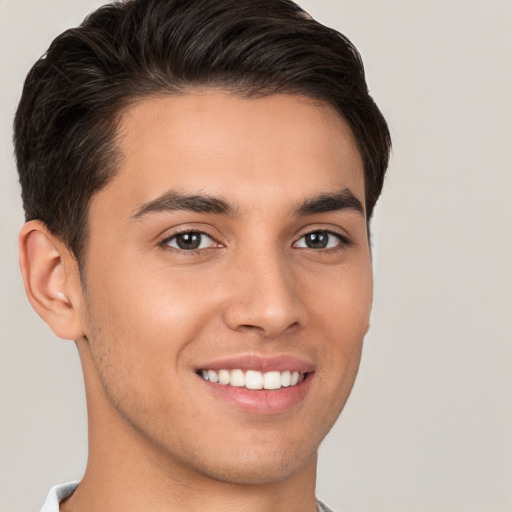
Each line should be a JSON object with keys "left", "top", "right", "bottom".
{"left": 95, "top": 91, "right": 365, "bottom": 216}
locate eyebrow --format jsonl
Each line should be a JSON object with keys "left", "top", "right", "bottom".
{"left": 293, "top": 188, "right": 364, "bottom": 217}
{"left": 132, "top": 191, "right": 239, "bottom": 219}
{"left": 132, "top": 187, "right": 364, "bottom": 220}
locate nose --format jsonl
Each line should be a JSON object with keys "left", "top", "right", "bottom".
{"left": 222, "top": 248, "right": 304, "bottom": 338}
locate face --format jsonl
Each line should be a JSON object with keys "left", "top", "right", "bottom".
{"left": 78, "top": 91, "right": 372, "bottom": 484}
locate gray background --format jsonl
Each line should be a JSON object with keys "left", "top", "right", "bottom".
{"left": 1, "top": 1, "right": 511, "bottom": 511}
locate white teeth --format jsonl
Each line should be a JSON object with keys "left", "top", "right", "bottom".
{"left": 207, "top": 370, "right": 219, "bottom": 383}
{"left": 218, "top": 369, "right": 230, "bottom": 385}
{"left": 200, "top": 369, "right": 306, "bottom": 390}
{"left": 263, "top": 371, "right": 281, "bottom": 390}
{"left": 230, "top": 369, "right": 245, "bottom": 387}
{"left": 245, "top": 370, "right": 263, "bottom": 390}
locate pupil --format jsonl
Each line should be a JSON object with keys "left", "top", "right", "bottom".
{"left": 306, "top": 232, "right": 328, "bottom": 249}
{"left": 177, "top": 232, "right": 201, "bottom": 250}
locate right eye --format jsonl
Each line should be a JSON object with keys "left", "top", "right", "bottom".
{"left": 162, "top": 231, "right": 217, "bottom": 251}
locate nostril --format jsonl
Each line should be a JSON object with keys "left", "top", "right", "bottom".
{"left": 235, "top": 320, "right": 300, "bottom": 337}
{"left": 221, "top": 275, "right": 304, "bottom": 337}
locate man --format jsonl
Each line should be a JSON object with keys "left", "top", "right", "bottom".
{"left": 14, "top": 0, "right": 390, "bottom": 510}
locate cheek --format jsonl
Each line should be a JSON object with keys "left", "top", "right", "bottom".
{"left": 309, "top": 261, "right": 372, "bottom": 392}
{"left": 87, "top": 257, "right": 215, "bottom": 337}
{"left": 312, "top": 258, "right": 373, "bottom": 334}
{"left": 81, "top": 261, "right": 219, "bottom": 393}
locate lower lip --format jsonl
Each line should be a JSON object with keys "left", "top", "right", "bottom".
{"left": 199, "top": 374, "right": 313, "bottom": 415}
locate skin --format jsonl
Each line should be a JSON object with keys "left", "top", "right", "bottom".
{"left": 19, "top": 91, "right": 373, "bottom": 511}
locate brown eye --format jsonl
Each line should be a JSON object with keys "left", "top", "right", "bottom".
{"left": 305, "top": 232, "right": 328, "bottom": 249}
{"left": 294, "top": 231, "right": 343, "bottom": 249}
{"left": 164, "top": 231, "right": 215, "bottom": 251}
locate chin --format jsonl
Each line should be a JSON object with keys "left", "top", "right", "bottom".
{"left": 191, "top": 446, "right": 318, "bottom": 486}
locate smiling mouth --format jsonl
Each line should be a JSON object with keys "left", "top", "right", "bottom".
{"left": 197, "top": 369, "right": 307, "bottom": 390}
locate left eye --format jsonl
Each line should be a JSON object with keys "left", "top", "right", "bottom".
{"left": 294, "top": 231, "right": 342, "bottom": 249}
{"left": 163, "top": 231, "right": 216, "bottom": 251}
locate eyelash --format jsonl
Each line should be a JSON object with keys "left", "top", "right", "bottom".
{"left": 293, "top": 230, "right": 351, "bottom": 251}
{"left": 159, "top": 229, "right": 351, "bottom": 254}
{"left": 159, "top": 229, "right": 219, "bottom": 254}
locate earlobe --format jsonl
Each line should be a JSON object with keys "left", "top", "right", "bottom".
{"left": 18, "top": 220, "right": 85, "bottom": 340}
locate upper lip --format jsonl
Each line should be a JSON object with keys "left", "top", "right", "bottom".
{"left": 195, "top": 354, "right": 315, "bottom": 373}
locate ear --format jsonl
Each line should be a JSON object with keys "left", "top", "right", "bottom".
{"left": 18, "top": 220, "right": 85, "bottom": 340}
